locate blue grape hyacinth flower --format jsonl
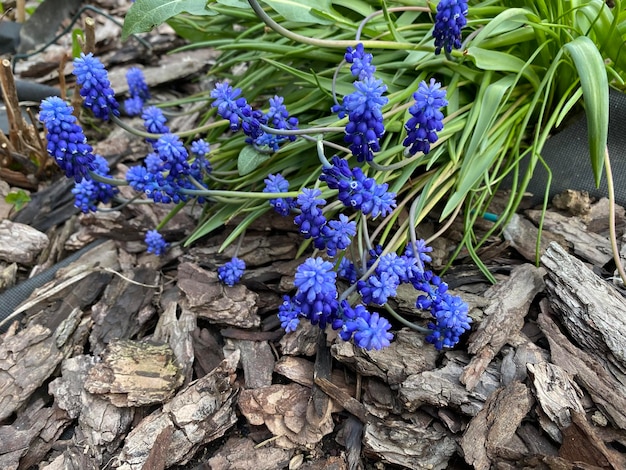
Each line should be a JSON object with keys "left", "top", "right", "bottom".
{"left": 218, "top": 257, "right": 246, "bottom": 286}
{"left": 404, "top": 79, "right": 448, "bottom": 155}
{"left": 39, "top": 97, "right": 96, "bottom": 182}
{"left": 433, "top": 0, "right": 469, "bottom": 55}
{"left": 145, "top": 230, "right": 168, "bottom": 256}
{"left": 73, "top": 53, "right": 119, "bottom": 120}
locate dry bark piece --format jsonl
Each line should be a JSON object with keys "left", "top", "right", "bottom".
{"left": 399, "top": 351, "right": 501, "bottom": 416}
{"left": 526, "top": 210, "right": 613, "bottom": 265}
{"left": 461, "top": 263, "right": 545, "bottom": 390}
{"left": 502, "top": 213, "right": 560, "bottom": 262}
{"left": 177, "top": 262, "right": 260, "bottom": 328}
{"left": 537, "top": 310, "right": 626, "bottom": 430}
{"left": 0, "top": 219, "right": 49, "bottom": 265}
{"left": 153, "top": 290, "right": 196, "bottom": 385}
{"left": 89, "top": 266, "right": 160, "bottom": 355}
{"left": 117, "top": 351, "right": 240, "bottom": 469}
{"left": 280, "top": 320, "right": 320, "bottom": 356}
{"left": 238, "top": 383, "right": 335, "bottom": 448}
{"left": 541, "top": 241, "right": 626, "bottom": 376}
{"left": 363, "top": 415, "right": 457, "bottom": 470}
{"left": 49, "top": 355, "right": 134, "bottom": 459}
{"left": 460, "top": 381, "right": 533, "bottom": 470}
{"left": 225, "top": 338, "right": 275, "bottom": 388}
{"left": 551, "top": 189, "right": 592, "bottom": 216}
{"left": 0, "top": 323, "right": 69, "bottom": 421}
{"left": 527, "top": 362, "right": 584, "bottom": 430}
{"left": 331, "top": 328, "right": 439, "bottom": 385}
{"left": 559, "top": 411, "right": 623, "bottom": 469}
{"left": 0, "top": 398, "right": 71, "bottom": 470}
{"left": 207, "top": 436, "right": 292, "bottom": 470}
{"left": 84, "top": 340, "right": 183, "bottom": 407}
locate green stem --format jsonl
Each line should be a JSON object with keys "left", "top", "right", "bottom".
{"left": 384, "top": 304, "right": 429, "bottom": 334}
{"left": 246, "top": 0, "right": 442, "bottom": 52}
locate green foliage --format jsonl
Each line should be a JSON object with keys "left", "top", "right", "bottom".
{"left": 5, "top": 190, "right": 31, "bottom": 212}
{"left": 122, "top": 0, "right": 626, "bottom": 275}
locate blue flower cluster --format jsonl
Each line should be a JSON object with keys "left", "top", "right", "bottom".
{"left": 433, "top": 0, "right": 469, "bottom": 55}
{"left": 210, "top": 83, "right": 298, "bottom": 152}
{"left": 124, "top": 67, "right": 150, "bottom": 116}
{"left": 72, "top": 53, "right": 119, "bottom": 120}
{"left": 39, "top": 97, "right": 96, "bottom": 182}
{"left": 321, "top": 156, "right": 396, "bottom": 218}
{"left": 145, "top": 230, "right": 168, "bottom": 256}
{"left": 332, "top": 44, "right": 388, "bottom": 162}
{"left": 72, "top": 155, "right": 118, "bottom": 213}
{"left": 126, "top": 133, "right": 211, "bottom": 204}
{"left": 279, "top": 238, "right": 471, "bottom": 351}
{"left": 404, "top": 79, "right": 448, "bottom": 155}
{"left": 263, "top": 173, "right": 294, "bottom": 216}
{"left": 218, "top": 257, "right": 246, "bottom": 286}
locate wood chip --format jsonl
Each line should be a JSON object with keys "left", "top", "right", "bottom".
{"left": 537, "top": 309, "right": 626, "bottom": 430}
{"left": 207, "top": 437, "right": 292, "bottom": 470}
{"left": 363, "top": 416, "right": 457, "bottom": 469}
{"left": 460, "top": 381, "right": 533, "bottom": 470}
{"left": 0, "top": 219, "right": 49, "bottom": 265}
{"left": 177, "top": 262, "right": 260, "bottom": 328}
{"left": 238, "top": 383, "right": 335, "bottom": 448}
{"left": 117, "top": 351, "right": 240, "bottom": 469}
{"left": 526, "top": 210, "right": 613, "bottom": 265}
{"left": 527, "top": 362, "right": 584, "bottom": 429}
{"left": 541, "top": 241, "right": 626, "bottom": 374}
{"left": 331, "top": 328, "right": 439, "bottom": 385}
{"left": 399, "top": 351, "right": 501, "bottom": 416}
{"left": 84, "top": 340, "right": 184, "bottom": 407}
{"left": 461, "top": 263, "right": 545, "bottom": 390}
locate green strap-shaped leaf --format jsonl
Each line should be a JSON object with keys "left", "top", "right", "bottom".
{"left": 563, "top": 36, "right": 609, "bottom": 187}
{"left": 122, "top": 0, "right": 214, "bottom": 40}
{"left": 260, "top": 0, "right": 332, "bottom": 24}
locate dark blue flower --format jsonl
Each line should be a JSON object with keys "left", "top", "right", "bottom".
{"left": 39, "top": 97, "right": 96, "bottom": 182}
{"left": 278, "top": 295, "right": 301, "bottom": 333}
{"left": 72, "top": 53, "right": 119, "bottom": 120}
{"left": 404, "top": 79, "right": 448, "bottom": 155}
{"left": 211, "top": 81, "right": 263, "bottom": 137}
{"left": 357, "top": 271, "right": 400, "bottom": 305}
{"left": 337, "top": 76, "right": 388, "bottom": 162}
{"left": 145, "top": 230, "right": 168, "bottom": 256}
{"left": 142, "top": 106, "right": 169, "bottom": 139}
{"left": 337, "top": 258, "right": 358, "bottom": 284}
{"left": 433, "top": 0, "right": 468, "bottom": 55}
{"left": 333, "top": 301, "right": 393, "bottom": 349}
{"left": 425, "top": 292, "right": 472, "bottom": 349}
{"left": 294, "top": 188, "right": 327, "bottom": 239}
{"left": 315, "top": 214, "right": 356, "bottom": 257}
{"left": 71, "top": 154, "right": 118, "bottom": 213}
{"left": 124, "top": 96, "right": 144, "bottom": 116}
{"left": 154, "top": 133, "right": 190, "bottom": 177}
{"left": 190, "top": 139, "right": 210, "bottom": 157}
{"left": 320, "top": 156, "right": 396, "bottom": 217}
{"left": 126, "top": 67, "right": 150, "bottom": 101}
{"left": 344, "top": 43, "right": 375, "bottom": 80}
{"left": 264, "top": 173, "right": 294, "bottom": 216}
{"left": 126, "top": 165, "right": 154, "bottom": 192}
{"left": 218, "top": 257, "right": 246, "bottom": 286}
{"left": 293, "top": 257, "right": 337, "bottom": 304}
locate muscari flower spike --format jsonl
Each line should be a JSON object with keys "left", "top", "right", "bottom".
{"left": 39, "top": 97, "right": 96, "bottom": 182}
{"left": 404, "top": 79, "right": 448, "bottom": 155}
{"left": 72, "top": 155, "right": 118, "bottom": 213}
{"left": 433, "top": 0, "right": 469, "bottom": 55}
{"left": 332, "top": 44, "right": 388, "bottom": 162}
{"left": 218, "top": 257, "right": 246, "bottom": 286}
{"left": 145, "top": 230, "right": 168, "bottom": 256}
{"left": 73, "top": 52, "right": 119, "bottom": 120}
